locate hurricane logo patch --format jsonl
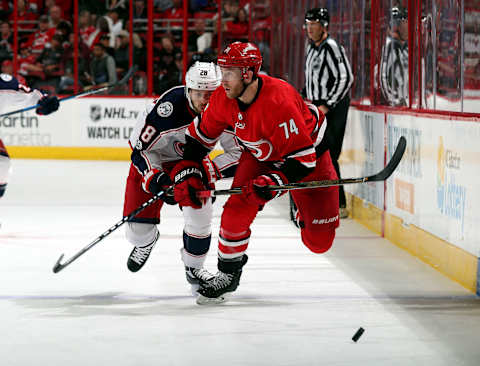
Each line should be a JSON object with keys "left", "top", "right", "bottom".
{"left": 240, "top": 139, "right": 273, "bottom": 161}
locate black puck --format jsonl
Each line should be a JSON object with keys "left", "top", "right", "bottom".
{"left": 352, "top": 327, "right": 365, "bottom": 342}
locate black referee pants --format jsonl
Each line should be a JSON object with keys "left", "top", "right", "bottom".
{"left": 324, "top": 96, "right": 350, "bottom": 208}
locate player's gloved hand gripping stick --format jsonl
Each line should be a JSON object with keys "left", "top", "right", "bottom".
{"left": 197, "top": 136, "right": 407, "bottom": 198}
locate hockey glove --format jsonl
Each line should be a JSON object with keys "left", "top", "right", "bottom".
{"left": 201, "top": 155, "right": 221, "bottom": 188}
{"left": 170, "top": 161, "right": 207, "bottom": 209}
{"left": 36, "top": 95, "right": 59, "bottom": 115}
{"left": 142, "top": 169, "right": 176, "bottom": 205}
{"left": 242, "top": 172, "right": 288, "bottom": 206}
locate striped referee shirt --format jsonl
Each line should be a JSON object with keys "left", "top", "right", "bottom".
{"left": 380, "top": 35, "right": 408, "bottom": 106}
{"left": 304, "top": 36, "right": 353, "bottom": 108}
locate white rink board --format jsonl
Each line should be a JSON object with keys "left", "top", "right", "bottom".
{"left": 386, "top": 115, "right": 480, "bottom": 257}
{"left": 0, "top": 97, "right": 154, "bottom": 147}
{"left": 342, "top": 109, "right": 385, "bottom": 209}
{"left": 344, "top": 107, "right": 480, "bottom": 257}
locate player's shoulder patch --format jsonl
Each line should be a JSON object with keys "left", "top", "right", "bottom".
{"left": 157, "top": 101, "right": 174, "bottom": 117}
{"left": 0, "top": 73, "right": 13, "bottom": 82}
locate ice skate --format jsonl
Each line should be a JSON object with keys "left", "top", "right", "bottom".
{"left": 185, "top": 266, "right": 215, "bottom": 296}
{"left": 196, "top": 255, "right": 248, "bottom": 305}
{"left": 127, "top": 231, "right": 159, "bottom": 272}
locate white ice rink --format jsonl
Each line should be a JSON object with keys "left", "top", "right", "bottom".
{"left": 1, "top": 159, "right": 479, "bottom": 366}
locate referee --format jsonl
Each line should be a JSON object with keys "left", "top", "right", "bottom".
{"left": 380, "top": 6, "right": 409, "bottom": 106}
{"left": 303, "top": 7, "right": 353, "bottom": 219}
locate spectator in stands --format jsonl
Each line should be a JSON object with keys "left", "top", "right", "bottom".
{"left": 224, "top": 6, "right": 248, "bottom": 41}
{"left": 100, "top": 34, "right": 115, "bottom": 57}
{"left": 48, "top": 5, "right": 63, "bottom": 29}
{"left": 114, "top": 30, "right": 130, "bottom": 75}
{"left": 51, "top": 0, "right": 72, "bottom": 21}
{"left": 222, "top": 0, "right": 239, "bottom": 19}
{"left": 0, "top": 0, "right": 12, "bottom": 19}
{"left": 79, "top": 10, "right": 95, "bottom": 44}
{"left": 17, "top": 44, "right": 43, "bottom": 82}
{"left": 8, "top": 0, "right": 37, "bottom": 30}
{"left": 105, "top": 8, "right": 123, "bottom": 44}
{"left": 87, "top": 42, "right": 117, "bottom": 87}
{"left": 190, "top": 0, "right": 210, "bottom": 12}
{"left": 159, "top": 0, "right": 184, "bottom": 37}
{"left": 28, "top": 14, "right": 55, "bottom": 55}
{"left": 56, "top": 31, "right": 91, "bottom": 93}
{"left": 155, "top": 34, "right": 181, "bottom": 95}
{"left": 85, "top": 16, "right": 110, "bottom": 50}
{"left": 437, "top": 31, "right": 459, "bottom": 97}
{"left": 0, "top": 21, "right": 13, "bottom": 63}
{"left": 78, "top": 0, "right": 106, "bottom": 17}
{"left": 56, "top": 20, "right": 72, "bottom": 45}
{"left": 155, "top": 0, "right": 173, "bottom": 12}
{"left": 133, "top": 0, "right": 147, "bottom": 19}
{"left": 26, "top": 0, "right": 41, "bottom": 14}
{"left": 37, "top": 33, "right": 64, "bottom": 79}
{"left": 188, "top": 18, "right": 213, "bottom": 54}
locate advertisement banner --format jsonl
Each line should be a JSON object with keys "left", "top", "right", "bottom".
{"left": 386, "top": 115, "right": 480, "bottom": 257}
{"left": 343, "top": 109, "right": 385, "bottom": 209}
{"left": 0, "top": 97, "right": 154, "bottom": 147}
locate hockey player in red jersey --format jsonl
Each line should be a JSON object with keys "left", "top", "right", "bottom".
{"left": 171, "top": 42, "right": 340, "bottom": 304}
{"left": 122, "top": 62, "right": 242, "bottom": 295}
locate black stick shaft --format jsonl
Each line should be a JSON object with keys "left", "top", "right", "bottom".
{"left": 0, "top": 65, "right": 138, "bottom": 118}
{"left": 52, "top": 190, "right": 163, "bottom": 273}
{"left": 201, "top": 136, "right": 406, "bottom": 197}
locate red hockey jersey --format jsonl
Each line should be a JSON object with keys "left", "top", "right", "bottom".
{"left": 187, "top": 75, "right": 323, "bottom": 172}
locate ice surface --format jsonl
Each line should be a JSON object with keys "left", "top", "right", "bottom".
{"left": 0, "top": 159, "right": 479, "bottom": 366}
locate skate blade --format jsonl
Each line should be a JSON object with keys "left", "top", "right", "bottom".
{"left": 196, "top": 293, "right": 229, "bottom": 305}
{"left": 190, "top": 284, "right": 200, "bottom": 297}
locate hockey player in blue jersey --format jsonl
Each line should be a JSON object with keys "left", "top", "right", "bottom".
{"left": 122, "top": 62, "right": 242, "bottom": 295}
{"left": 0, "top": 73, "right": 59, "bottom": 198}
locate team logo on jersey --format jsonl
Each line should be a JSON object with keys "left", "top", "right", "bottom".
{"left": 240, "top": 139, "right": 273, "bottom": 161}
{"left": 237, "top": 113, "right": 243, "bottom": 120}
{"left": 235, "top": 121, "right": 246, "bottom": 130}
{"left": 90, "top": 105, "right": 102, "bottom": 122}
{"left": 173, "top": 141, "right": 185, "bottom": 156}
{"left": 157, "top": 102, "right": 173, "bottom": 117}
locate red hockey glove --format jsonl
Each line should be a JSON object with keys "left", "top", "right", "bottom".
{"left": 242, "top": 172, "right": 288, "bottom": 206}
{"left": 170, "top": 161, "right": 206, "bottom": 208}
{"left": 36, "top": 95, "right": 59, "bottom": 115}
{"left": 201, "top": 155, "right": 221, "bottom": 187}
{"left": 142, "top": 169, "right": 176, "bottom": 205}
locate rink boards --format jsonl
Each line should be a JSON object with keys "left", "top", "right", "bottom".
{"left": 1, "top": 97, "right": 479, "bottom": 295}
{"left": 0, "top": 97, "right": 152, "bottom": 160}
{"left": 341, "top": 107, "right": 480, "bottom": 295}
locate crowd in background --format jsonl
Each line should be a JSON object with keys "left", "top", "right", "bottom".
{"left": 0, "top": 0, "right": 253, "bottom": 95}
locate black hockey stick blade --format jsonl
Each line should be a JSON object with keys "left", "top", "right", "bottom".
{"left": 0, "top": 66, "right": 139, "bottom": 118}
{"left": 117, "top": 65, "right": 139, "bottom": 86}
{"left": 197, "top": 136, "right": 407, "bottom": 197}
{"left": 52, "top": 254, "right": 65, "bottom": 273}
{"left": 364, "top": 135, "right": 406, "bottom": 182}
{"left": 52, "top": 189, "right": 165, "bottom": 273}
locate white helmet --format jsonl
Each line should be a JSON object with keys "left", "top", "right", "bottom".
{"left": 185, "top": 61, "right": 221, "bottom": 91}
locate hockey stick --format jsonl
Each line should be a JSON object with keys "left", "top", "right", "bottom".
{"left": 52, "top": 188, "right": 164, "bottom": 273}
{"left": 0, "top": 65, "right": 138, "bottom": 118}
{"left": 198, "top": 136, "right": 407, "bottom": 198}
